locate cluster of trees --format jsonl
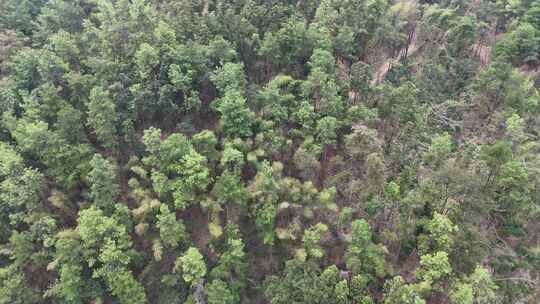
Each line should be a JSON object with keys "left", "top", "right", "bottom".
{"left": 0, "top": 0, "right": 539, "bottom": 303}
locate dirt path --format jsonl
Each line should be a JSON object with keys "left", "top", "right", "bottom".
{"left": 371, "top": 0, "right": 420, "bottom": 85}
{"left": 372, "top": 24, "right": 419, "bottom": 85}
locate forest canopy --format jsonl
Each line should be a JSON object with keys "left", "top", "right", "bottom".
{"left": 0, "top": 0, "right": 539, "bottom": 303}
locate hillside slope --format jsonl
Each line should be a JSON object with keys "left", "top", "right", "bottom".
{"left": 0, "top": 0, "right": 539, "bottom": 303}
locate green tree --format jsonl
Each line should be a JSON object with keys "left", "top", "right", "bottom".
{"left": 177, "top": 247, "right": 207, "bottom": 286}
{"left": 302, "top": 223, "right": 329, "bottom": 259}
{"left": 87, "top": 86, "right": 118, "bottom": 150}
{"left": 77, "top": 207, "right": 146, "bottom": 303}
{"left": 293, "top": 136, "right": 321, "bottom": 181}
{"left": 349, "top": 62, "right": 373, "bottom": 99}
{"left": 450, "top": 281, "right": 474, "bottom": 304}
{"left": 0, "top": 266, "right": 40, "bottom": 304}
{"left": 424, "top": 133, "right": 453, "bottom": 166}
{"left": 142, "top": 126, "right": 162, "bottom": 157}
{"left": 472, "top": 61, "right": 539, "bottom": 116}
{"left": 0, "top": 0, "right": 48, "bottom": 35}
{"left": 494, "top": 22, "right": 540, "bottom": 65}
{"left": 418, "top": 212, "right": 458, "bottom": 254}
{"left": 156, "top": 204, "right": 186, "bottom": 248}
{"left": 206, "top": 279, "right": 236, "bottom": 304}
{"left": 96, "top": 244, "right": 147, "bottom": 304}
{"left": 383, "top": 276, "right": 425, "bottom": 304}
{"left": 249, "top": 161, "right": 280, "bottom": 245}
{"left": 210, "top": 62, "right": 247, "bottom": 93}
{"left": 0, "top": 143, "right": 45, "bottom": 225}
{"left": 55, "top": 104, "right": 86, "bottom": 144}
{"left": 135, "top": 43, "right": 159, "bottom": 80}
{"left": 212, "top": 171, "right": 248, "bottom": 210}
{"left": 213, "top": 90, "right": 255, "bottom": 139}
{"left": 192, "top": 130, "right": 219, "bottom": 163}
{"left": 209, "top": 224, "right": 247, "bottom": 298}
{"left": 49, "top": 233, "right": 93, "bottom": 304}
{"left": 505, "top": 114, "right": 526, "bottom": 144}
{"left": 416, "top": 251, "right": 452, "bottom": 290}
{"left": 143, "top": 130, "right": 211, "bottom": 210}
{"left": 259, "top": 17, "right": 312, "bottom": 68}
{"left": 346, "top": 219, "right": 387, "bottom": 278}
{"left": 302, "top": 49, "right": 344, "bottom": 117}
{"left": 345, "top": 125, "right": 383, "bottom": 162}
{"left": 351, "top": 219, "right": 372, "bottom": 247}
{"left": 171, "top": 149, "right": 211, "bottom": 210}
{"left": 316, "top": 116, "right": 338, "bottom": 147}
{"left": 467, "top": 266, "right": 498, "bottom": 304}
{"left": 88, "top": 154, "right": 119, "bottom": 213}
{"left": 221, "top": 144, "right": 245, "bottom": 173}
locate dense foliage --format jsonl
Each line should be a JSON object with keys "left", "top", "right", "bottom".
{"left": 0, "top": 0, "right": 539, "bottom": 303}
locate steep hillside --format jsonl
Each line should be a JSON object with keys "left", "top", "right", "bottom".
{"left": 0, "top": 0, "right": 539, "bottom": 303}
